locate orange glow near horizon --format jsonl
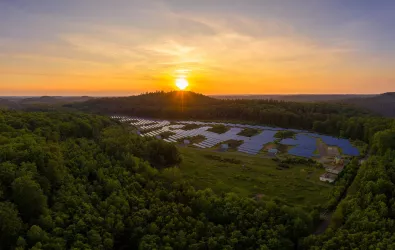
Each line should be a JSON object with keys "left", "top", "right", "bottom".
{"left": 1, "top": 1, "right": 395, "bottom": 96}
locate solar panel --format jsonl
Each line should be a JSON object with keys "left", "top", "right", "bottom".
{"left": 111, "top": 116, "right": 359, "bottom": 158}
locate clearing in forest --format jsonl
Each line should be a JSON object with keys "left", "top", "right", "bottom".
{"left": 176, "top": 147, "right": 332, "bottom": 207}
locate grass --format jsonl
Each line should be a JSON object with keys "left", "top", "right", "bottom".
{"left": 177, "top": 135, "right": 205, "bottom": 144}
{"left": 221, "top": 139, "right": 244, "bottom": 151}
{"left": 274, "top": 130, "right": 296, "bottom": 139}
{"left": 160, "top": 131, "right": 176, "bottom": 139}
{"left": 183, "top": 124, "right": 201, "bottom": 130}
{"left": 141, "top": 127, "right": 160, "bottom": 133}
{"left": 174, "top": 147, "right": 332, "bottom": 207}
{"left": 237, "top": 128, "right": 260, "bottom": 137}
{"left": 207, "top": 124, "right": 229, "bottom": 134}
{"left": 277, "top": 143, "right": 291, "bottom": 154}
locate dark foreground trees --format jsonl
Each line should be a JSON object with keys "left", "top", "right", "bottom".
{"left": 1, "top": 109, "right": 395, "bottom": 249}
{"left": 302, "top": 154, "right": 395, "bottom": 249}
{"left": 0, "top": 110, "right": 313, "bottom": 250}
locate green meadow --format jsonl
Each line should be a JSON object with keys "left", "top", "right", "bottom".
{"left": 175, "top": 147, "right": 332, "bottom": 207}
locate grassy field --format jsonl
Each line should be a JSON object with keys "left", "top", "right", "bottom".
{"left": 175, "top": 147, "right": 332, "bottom": 207}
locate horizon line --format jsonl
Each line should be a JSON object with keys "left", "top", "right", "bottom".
{"left": 0, "top": 92, "right": 384, "bottom": 98}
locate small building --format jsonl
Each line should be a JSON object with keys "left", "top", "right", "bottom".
{"left": 156, "top": 135, "right": 162, "bottom": 140}
{"left": 359, "top": 159, "right": 366, "bottom": 165}
{"left": 333, "top": 156, "right": 344, "bottom": 165}
{"left": 327, "top": 146, "right": 339, "bottom": 156}
{"left": 325, "top": 165, "right": 344, "bottom": 174}
{"left": 320, "top": 173, "right": 337, "bottom": 183}
{"left": 183, "top": 139, "right": 190, "bottom": 145}
{"left": 136, "top": 130, "right": 141, "bottom": 135}
{"left": 220, "top": 144, "right": 229, "bottom": 150}
{"left": 268, "top": 148, "right": 278, "bottom": 155}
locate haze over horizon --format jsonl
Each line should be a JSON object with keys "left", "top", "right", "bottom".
{"left": 1, "top": 0, "right": 395, "bottom": 96}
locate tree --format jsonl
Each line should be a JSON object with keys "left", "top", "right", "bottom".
{"left": 0, "top": 202, "right": 23, "bottom": 249}
{"left": 12, "top": 176, "right": 48, "bottom": 220}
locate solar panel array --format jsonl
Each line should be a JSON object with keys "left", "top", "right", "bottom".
{"left": 140, "top": 121, "right": 170, "bottom": 130}
{"left": 165, "top": 126, "right": 211, "bottom": 143}
{"left": 313, "top": 134, "right": 360, "bottom": 156}
{"left": 111, "top": 116, "right": 360, "bottom": 157}
{"left": 281, "top": 134, "right": 318, "bottom": 158}
{"left": 238, "top": 130, "right": 277, "bottom": 154}
{"left": 194, "top": 127, "right": 244, "bottom": 149}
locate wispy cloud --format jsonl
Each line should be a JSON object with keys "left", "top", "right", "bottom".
{"left": 1, "top": 0, "right": 394, "bottom": 95}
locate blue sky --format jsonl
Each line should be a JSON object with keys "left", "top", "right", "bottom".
{"left": 1, "top": 0, "right": 394, "bottom": 95}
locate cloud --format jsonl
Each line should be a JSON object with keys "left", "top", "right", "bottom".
{"left": 4, "top": 0, "right": 391, "bottom": 94}
{"left": 59, "top": 10, "right": 353, "bottom": 79}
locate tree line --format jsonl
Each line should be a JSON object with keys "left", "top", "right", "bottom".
{"left": 70, "top": 91, "right": 394, "bottom": 144}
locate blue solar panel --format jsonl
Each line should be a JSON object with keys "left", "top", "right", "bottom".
{"left": 112, "top": 116, "right": 360, "bottom": 157}
{"left": 280, "top": 134, "right": 318, "bottom": 157}
{"left": 314, "top": 135, "right": 360, "bottom": 156}
{"left": 288, "top": 147, "right": 316, "bottom": 158}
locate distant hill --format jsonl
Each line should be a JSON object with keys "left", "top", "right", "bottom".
{"left": 339, "top": 92, "right": 395, "bottom": 117}
{"left": 0, "top": 98, "right": 21, "bottom": 109}
{"left": 69, "top": 91, "right": 220, "bottom": 116}
{"left": 0, "top": 96, "right": 94, "bottom": 110}
{"left": 212, "top": 94, "right": 376, "bottom": 102}
{"left": 20, "top": 96, "right": 93, "bottom": 105}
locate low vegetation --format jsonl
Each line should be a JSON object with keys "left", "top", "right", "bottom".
{"left": 159, "top": 131, "right": 175, "bottom": 139}
{"left": 207, "top": 124, "right": 229, "bottom": 134}
{"left": 203, "top": 154, "right": 242, "bottom": 164}
{"left": 177, "top": 135, "right": 205, "bottom": 144}
{"left": 275, "top": 130, "right": 296, "bottom": 139}
{"left": 221, "top": 139, "right": 244, "bottom": 150}
{"left": 273, "top": 156, "right": 321, "bottom": 170}
{"left": 182, "top": 123, "right": 201, "bottom": 130}
{"left": 176, "top": 147, "right": 331, "bottom": 207}
{"left": 140, "top": 127, "right": 160, "bottom": 133}
{"left": 237, "top": 128, "right": 260, "bottom": 137}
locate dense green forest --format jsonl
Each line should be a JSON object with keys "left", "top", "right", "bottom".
{"left": 0, "top": 110, "right": 314, "bottom": 250}
{"left": 1, "top": 101, "right": 395, "bottom": 249}
{"left": 70, "top": 91, "right": 394, "bottom": 143}
{"left": 303, "top": 154, "right": 395, "bottom": 249}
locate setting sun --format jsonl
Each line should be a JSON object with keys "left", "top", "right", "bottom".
{"left": 175, "top": 78, "right": 189, "bottom": 90}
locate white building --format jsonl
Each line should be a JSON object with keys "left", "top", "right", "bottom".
{"left": 320, "top": 173, "right": 337, "bottom": 183}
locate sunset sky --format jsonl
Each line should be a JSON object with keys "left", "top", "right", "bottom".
{"left": 1, "top": 0, "right": 395, "bottom": 96}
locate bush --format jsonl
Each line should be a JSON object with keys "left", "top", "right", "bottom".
{"left": 237, "top": 128, "right": 260, "bottom": 137}
{"left": 274, "top": 131, "right": 296, "bottom": 139}
{"left": 207, "top": 125, "right": 229, "bottom": 134}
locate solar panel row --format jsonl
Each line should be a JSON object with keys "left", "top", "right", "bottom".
{"left": 238, "top": 130, "right": 277, "bottom": 154}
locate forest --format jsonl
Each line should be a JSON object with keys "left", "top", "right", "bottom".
{"left": 1, "top": 100, "right": 395, "bottom": 249}
{"left": 302, "top": 154, "right": 395, "bottom": 249}
{"left": 0, "top": 110, "right": 313, "bottom": 250}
